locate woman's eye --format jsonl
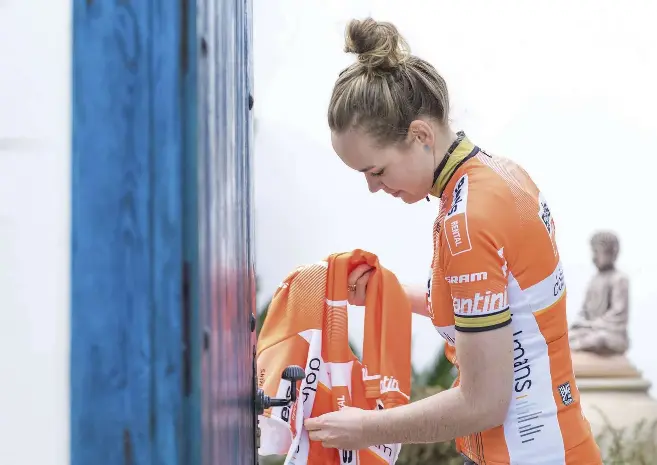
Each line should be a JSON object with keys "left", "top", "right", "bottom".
{"left": 371, "top": 168, "right": 385, "bottom": 177}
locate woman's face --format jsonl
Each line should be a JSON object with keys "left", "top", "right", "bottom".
{"left": 331, "top": 126, "right": 437, "bottom": 204}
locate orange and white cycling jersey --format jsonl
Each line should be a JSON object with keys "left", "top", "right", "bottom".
{"left": 427, "top": 132, "right": 602, "bottom": 465}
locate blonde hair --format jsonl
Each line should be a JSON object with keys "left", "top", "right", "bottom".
{"left": 328, "top": 18, "right": 450, "bottom": 146}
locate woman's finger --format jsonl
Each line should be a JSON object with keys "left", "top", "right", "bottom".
{"left": 348, "top": 264, "right": 373, "bottom": 305}
{"left": 348, "top": 264, "right": 372, "bottom": 284}
{"left": 354, "top": 270, "right": 372, "bottom": 305}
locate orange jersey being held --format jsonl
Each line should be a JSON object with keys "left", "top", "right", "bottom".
{"left": 427, "top": 133, "right": 602, "bottom": 464}
{"left": 257, "top": 250, "right": 412, "bottom": 465}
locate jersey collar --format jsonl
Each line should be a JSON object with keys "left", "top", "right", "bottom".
{"left": 428, "top": 131, "right": 478, "bottom": 198}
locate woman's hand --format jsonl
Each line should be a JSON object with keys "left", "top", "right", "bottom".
{"left": 348, "top": 265, "right": 432, "bottom": 317}
{"left": 304, "top": 406, "right": 373, "bottom": 450}
{"left": 347, "top": 264, "right": 374, "bottom": 306}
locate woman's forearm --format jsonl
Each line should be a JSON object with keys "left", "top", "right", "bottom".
{"left": 362, "top": 327, "right": 514, "bottom": 446}
{"left": 403, "top": 284, "right": 431, "bottom": 318}
{"left": 362, "top": 385, "right": 499, "bottom": 446}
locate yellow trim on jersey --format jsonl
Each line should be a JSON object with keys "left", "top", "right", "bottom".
{"left": 535, "top": 289, "right": 567, "bottom": 316}
{"left": 454, "top": 308, "right": 511, "bottom": 331}
{"left": 429, "top": 135, "right": 476, "bottom": 197}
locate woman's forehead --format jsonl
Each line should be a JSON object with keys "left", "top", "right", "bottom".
{"left": 331, "top": 130, "right": 394, "bottom": 170}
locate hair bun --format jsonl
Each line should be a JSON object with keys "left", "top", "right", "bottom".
{"left": 344, "top": 18, "right": 410, "bottom": 71}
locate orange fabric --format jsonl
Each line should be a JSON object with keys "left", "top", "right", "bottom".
{"left": 257, "top": 250, "right": 412, "bottom": 464}
{"left": 427, "top": 134, "right": 603, "bottom": 464}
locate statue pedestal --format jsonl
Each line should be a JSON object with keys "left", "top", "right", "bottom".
{"left": 572, "top": 352, "right": 657, "bottom": 459}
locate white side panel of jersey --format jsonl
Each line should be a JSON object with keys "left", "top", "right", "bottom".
{"left": 504, "top": 272, "right": 566, "bottom": 464}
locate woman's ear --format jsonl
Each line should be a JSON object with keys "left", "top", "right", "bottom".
{"left": 408, "top": 119, "right": 435, "bottom": 148}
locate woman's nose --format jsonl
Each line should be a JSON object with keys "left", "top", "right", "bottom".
{"left": 366, "top": 175, "right": 382, "bottom": 193}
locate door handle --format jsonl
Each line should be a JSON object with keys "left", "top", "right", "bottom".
{"left": 255, "top": 365, "right": 306, "bottom": 415}
{"left": 252, "top": 312, "right": 307, "bottom": 463}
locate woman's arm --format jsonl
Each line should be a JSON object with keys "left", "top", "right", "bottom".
{"left": 402, "top": 284, "right": 431, "bottom": 318}
{"left": 362, "top": 323, "right": 514, "bottom": 445}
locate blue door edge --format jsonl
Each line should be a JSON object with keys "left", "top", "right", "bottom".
{"left": 70, "top": 1, "right": 199, "bottom": 464}
{"left": 181, "top": 0, "right": 201, "bottom": 463}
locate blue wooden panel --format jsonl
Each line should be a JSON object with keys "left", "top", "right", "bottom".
{"left": 195, "top": 0, "right": 256, "bottom": 463}
{"left": 181, "top": 0, "right": 202, "bottom": 464}
{"left": 71, "top": 1, "right": 187, "bottom": 464}
{"left": 150, "top": 2, "right": 186, "bottom": 464}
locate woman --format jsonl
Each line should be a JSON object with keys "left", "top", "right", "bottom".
{"left": 304, "top": 18, "right": 602, "bottom": 465}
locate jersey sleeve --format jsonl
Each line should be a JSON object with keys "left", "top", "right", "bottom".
{"left": 442, "top": 174, "right": 512, "bottom": 333}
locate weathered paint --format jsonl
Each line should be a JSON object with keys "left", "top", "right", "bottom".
{"left": 71, "top": 1, "right": 188, "bottom": 464}
{"left": 196, "top": 0, "right": 257, "bottom": 463}
{"left": 71, "top": 0, "right": 255, "bottom": 463}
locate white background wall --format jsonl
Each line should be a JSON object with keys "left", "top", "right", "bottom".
{"left": 0, "top": 1, "right": 71, "bottom": 464}
{"left": 253, "top": 0, "right": 657, "bottom": 393}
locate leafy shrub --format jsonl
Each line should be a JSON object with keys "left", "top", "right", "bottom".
{"left": 594, "top": 411, "right": 657, "bottom": 465}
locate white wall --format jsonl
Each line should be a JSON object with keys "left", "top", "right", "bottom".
{"left": 253, "top": 0, "right": 657, "bottom": 393}
{"left": 0, "top": 1, "right": 71, "bottom": 464}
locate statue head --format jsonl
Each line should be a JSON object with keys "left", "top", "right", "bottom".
{"left": 590, "top": 231, "right": 619, "bottom": 271}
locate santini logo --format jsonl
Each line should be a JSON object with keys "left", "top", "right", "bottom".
{"left": 361, "top": 367, "right": 409, "bottom": 400}
{"left": 453, "top": 289, "right": 508, "bottom": 314}
{"left": 445, "top": 272, "right": 487, "bottom": 284}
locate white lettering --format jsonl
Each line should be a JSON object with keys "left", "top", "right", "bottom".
{"left": 361, "top": 365, "right": 381, "bottom": 382}
{"left": 361, "top": 368, "right": 409, "bottom": 400}
{"left": 381, "top": 375, "right": 399, "bottom": 394}
{"left": 380, "top": 375, "right": 409, "bottom": 399}
{"left": 445, "top": 272, "right": 488, "bottom": 284}
{"left": 452, "top": 289, "right": 508, "bottom": 314}
{"left": 451, "top": 220, "right": 462, "bottom": 246}
{"left": 497, "top": 247, "right": 508, "bottom": 277}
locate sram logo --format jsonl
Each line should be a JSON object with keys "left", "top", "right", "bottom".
{"left": 444, "top": 174, "right": 472, "bottom": 256}
{"left": 452, "top": 289, "right": 508, "bottom": 314}
{"left": 445, "top": 272, "right": 487, "bottom": 284}
{"left": 447, "top": 175, "right": 468, "bottom": 218}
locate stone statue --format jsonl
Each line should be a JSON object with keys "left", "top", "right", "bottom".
{"left": 568, "top": 232, "right": 657, "bottom": 453}
{"left": 569, "top": 231, "right": 629, "bottom": 355}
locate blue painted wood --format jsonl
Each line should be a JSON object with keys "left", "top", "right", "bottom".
{"left": 195, "top": 0, "right": 257, "bottom": 463}
{"left": 71, "top": 1, "right": 188, "bottom": 464}
{"left": 180, "top": 0, "right": 202, "bottom": 464}
{"left": 150, "top": 2, "right": 186, "bottom": 465}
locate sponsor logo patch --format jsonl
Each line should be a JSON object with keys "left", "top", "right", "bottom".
{"left": 444, "top": 174, "right": 472, "bottom": 255}
{"left": 557, "top": 381, "right": 574, "bottom": 406}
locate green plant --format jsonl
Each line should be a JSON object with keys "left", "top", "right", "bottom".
{"left": 394, "top": 379, "right": 462, "bottom": 465}
{"left": 258, "top": 455, "right": 284, "bottom": 465}
{"left": 593, "top": 409, "right": 657, "bottom": 465}
{"left": 413, "top": 348, "right": 456, "bottom": 391}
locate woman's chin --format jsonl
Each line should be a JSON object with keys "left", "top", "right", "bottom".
{"left": 397, "top": 191, "right": 423, "bottom": 204}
